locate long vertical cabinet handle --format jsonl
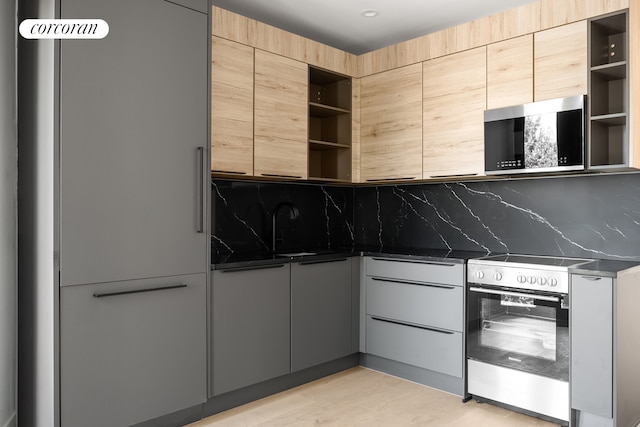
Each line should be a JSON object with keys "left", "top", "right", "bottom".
{"left": 197, "top": 146, "right": 205, "bottom": 233}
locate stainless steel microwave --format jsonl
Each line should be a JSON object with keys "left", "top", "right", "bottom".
{"left": 484, "top": 95, "right": 586, "bottom": 175}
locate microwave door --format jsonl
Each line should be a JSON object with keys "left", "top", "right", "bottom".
{"left": 556, "top": 109, "right": 584, "bottom": 167}
{"left": 484, "top": 117, "right": 524, "bottom": 173}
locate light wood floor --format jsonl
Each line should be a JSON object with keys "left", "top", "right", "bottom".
{"left": 187, "top": 367, "right": 559, "bottom": 427}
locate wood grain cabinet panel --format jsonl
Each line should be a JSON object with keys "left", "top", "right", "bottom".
{"left": 211, "top": 36, "right": 254, "bottom": 176}
{"left": 487, "top": 35, "right": 534, "bottom": 109}
{"left": 254, "top": 50, "right": 308, "bottom": 180}
{"left": 423, "top": 47, "right": 486, "bottom": 178}
{"left": 534, "top": 21, "right": 588, "bottom": 101}
{"left": 360, "top": 64, "right": 423, "bottom": 182}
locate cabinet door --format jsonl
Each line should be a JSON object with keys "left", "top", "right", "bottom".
{"left": 534, "top": 21, "right": 588, "bottom": 101}
{"left": 60, "top": 274, "right": 207, "bottom": 427}
{"left": 423, "top": 47, "right": 486, "bottom": 178}
{"left": 360, "top": 63, "right": 423, "bottom": 182}
{"left": 60, "top": 0, "right": 208, "bottom": 286}
{"left": 212, "top": 265, "right": 291, "bottom": 395}
{"left": 254, "top": 50, "right": 308, "bottom": 180}
{"left": 487, "top": 35, "right": 534, "bottom": 109}
{"left": 211, "top": 36, "right": 254, "bottom": 176}
{"left": 571, "top": 274, "right": 613, "bottom": 418}
{"left": 291, "top": 259, "right": 352, "bottom": 372}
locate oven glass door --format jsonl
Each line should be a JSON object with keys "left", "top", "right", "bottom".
{"left": 467, "top": 284, "right": 569, "bottom": 382}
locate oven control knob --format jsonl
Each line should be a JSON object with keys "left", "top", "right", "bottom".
{"left": 538, "top": 277, "right": 548, "bottom": 286}
{"left": 475, "top": 270, "right": 485, "bottom": 280}
{"left": 493, "top": 272, "right": 502, "bottom": 281}
{"left": 517, "top": 274, "right": 526, "bottom": 283}
{"left": 527, "top": 276, "right": 536, "bottom": 284}
{"left": 549, "top": 278, "right": 558, "bottom": 287}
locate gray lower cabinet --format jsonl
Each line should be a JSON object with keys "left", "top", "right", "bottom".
{"left": 60, "top": 274, "right": 207, "bottom": 427}
{"left": 364, "top": 257, "right": 465, "bottom": 381}
{"left": 291, "top": 258, "right": 352, "bottom": 372}
{"left": 571, "top": 274, "right": 613, "bottom": 421}
{"left": 212, "top": 264, "right": 291, "bottom": 396}
{"left": 570, "top": 269, "right": 640, "bottom": 427}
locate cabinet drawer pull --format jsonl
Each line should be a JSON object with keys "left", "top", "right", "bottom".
{"left": 580, "top": 276, "right": 602, "bottom": 281}
{"left": 370, "top": 277, "right": 455, "bottom": 289}
{"left": 371, "top": 257, "right": 455, "bottom": 267}
{"left": 260, "top": 173, "right": 302, "bottom": 179}
{"left": 93, "top": 284, "right": 187, "bottom": 298}
{"left": 371, "top": 316, "right": 454, "bottom": 335}
{"left": 365, "top": 177, "right": 415, "bottom": 182}
{"left": 428, "top": 173, "right": 479, "bottom": 179}
{"left": 220, "top": 264, "right": 286, "bottom": 273}
{"left": 212, "top": 170, "right": 247, "bottom": 175}
{"left": 299, "top": 258, "right": 348, "bottom": 266}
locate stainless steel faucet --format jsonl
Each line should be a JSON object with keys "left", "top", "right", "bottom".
{"left": 271, "top": 201, "right": 300, "bottom": 253}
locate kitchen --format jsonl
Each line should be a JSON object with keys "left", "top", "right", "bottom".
{"left": 6, "top": 0, "right": 640, "bottom": 426}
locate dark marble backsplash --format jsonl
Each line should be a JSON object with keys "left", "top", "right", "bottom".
{"left": 212, "top": 180, "right": 354, "bottom": 256}
{"left": 355, "top": 172, "right": 640, "bottom": 261}
{"left": 212, "top": 172, "right": 640, "bottom": 262}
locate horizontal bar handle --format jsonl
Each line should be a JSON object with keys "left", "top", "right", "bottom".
{"left": 370, "top": 277, "right": 456, "bottom": 289}
{"left": 469, "top": 287, "right": 560, "bottom": 303}
{"left": 299, "top": 258, "right": 348, "bottom": 266}
{"left": 220, "top": 264, "right": 286, "bottom": 273}
{"left": 260, "top": 173, "right": 302, "bottom": 179}
{"left": 371, "top": 257, "right": 456, "bottom": 267}
{"left": 212, "top": 170, "right": 248, "bottom": 175}
{"left": 371, "top": 316, "right": 455, "bottom": 335}
{"left": 580, "top": 276, "right": 602, "bottom": 281}
{"left": 365, "top": 177, "right": 416, "bottom": 182}
{"left": 94, "top": 284, "right": 187, "bottom": 298}
{"left": 428, "top": 173, "right": 479, "bottom": 178}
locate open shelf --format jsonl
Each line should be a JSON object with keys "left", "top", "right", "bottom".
{"left": 309, "top": 102, "right": 350, "bottom": 117}
{"left": 588, "top": 10, "right": 629, "bottom": 169}
{"left": 308, "top": 66, "right": 352, "bottom": 182}
{"left": 590, "top": 12, "right": 627, "bottom": 67}
{"left": 309, "top": 140, "right": 351, "bottom": 150}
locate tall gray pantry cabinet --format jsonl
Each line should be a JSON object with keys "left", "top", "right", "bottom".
{"left": 18, "top": 0, "right": 210, "bottom": 426}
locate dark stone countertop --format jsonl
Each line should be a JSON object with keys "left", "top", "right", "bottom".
{"left": 212, "top": 246, "right": 640, "bottom": 276}
{"left": 358, "top": 246, "right": 487, "bottom": 264}
{"left": 569, "top": 259, "right": 640, "bottom": 278}
{"left": 212, "top": 246, "right": 488, "bottom": 270}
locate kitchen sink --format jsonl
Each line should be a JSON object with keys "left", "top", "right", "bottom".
{"left": 276, "top": 252, "right": 318, "bottom": 257}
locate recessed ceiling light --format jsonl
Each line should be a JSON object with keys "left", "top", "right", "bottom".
{"left": 361, "top": 9, "right": 379, "bottom": 18}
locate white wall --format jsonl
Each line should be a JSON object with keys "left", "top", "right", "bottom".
{"left": 0, "top": 1, "right": 18, "bottom": 426}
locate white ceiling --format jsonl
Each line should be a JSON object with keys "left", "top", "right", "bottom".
{"left": 210, "top": 0, "right": 538, "bottom": 55}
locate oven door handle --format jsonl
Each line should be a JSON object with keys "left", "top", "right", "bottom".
{"left": 469, "top": 287, "right": 560, "bottom": 303}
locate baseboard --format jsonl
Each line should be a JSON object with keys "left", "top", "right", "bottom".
{"left": 202, "top": 354, "right": 359, "bottom": 418}
{"left": 360, "top": 353, "right": 465, "bottom": 397}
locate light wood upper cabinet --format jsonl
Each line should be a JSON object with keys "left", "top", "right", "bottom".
{"left": 254, "top": 50, "right": 308, "bottom": 180}
{"left": 360, "top": 64, "right": 423, "bottom": 182}
{"left": 423, "top": 47, "right": 486, "bottom": 178}
{"left": 211, "top": 36, "right": 254, "bottom": 176}
{"left": 487, "top": 35, "right": 534, "bottom": 109}
{"left": 534, "top": 20, "right": 588, "bottom": 101}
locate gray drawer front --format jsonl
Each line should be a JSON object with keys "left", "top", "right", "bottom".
{"left": 366, "top": 316, "right": 462, "bottom": 378}
{"left": 61, "top": 274, "right": 207, "bottom": 427}
{"left": 366, "top": 257, "right": 463, "bottom": 286}
{"left": 366, "top": 277, "right": 463, "bottom": 331}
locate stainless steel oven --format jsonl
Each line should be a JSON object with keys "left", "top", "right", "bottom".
{"left": 466, "top": 254, "right": 592, "bottom": 424}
